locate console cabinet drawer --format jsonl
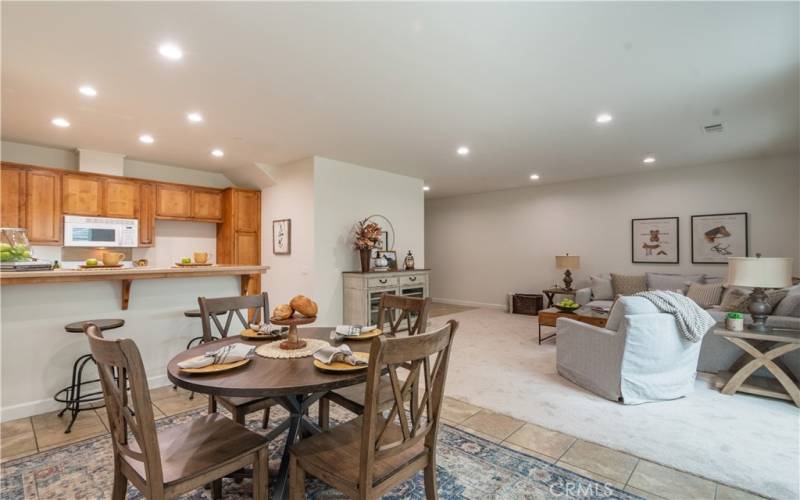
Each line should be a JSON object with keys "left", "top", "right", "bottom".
{"left": 367, "top": 276, "right": 398, "bottom": 288}
{"left": 400, "top": 274, "right": 426, "bottom": 286}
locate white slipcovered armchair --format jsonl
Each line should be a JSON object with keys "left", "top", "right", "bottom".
{"left": 556, "top": 297, "right": 703, "bottom": 404}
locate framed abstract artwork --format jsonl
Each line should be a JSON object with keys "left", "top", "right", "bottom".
{"left": 691, "top": 213, "right": 748, "bottom": 264}
{"left": 272, "top": 219, "right": 291, "bottom": 255}
{"left": 631, "top": 217, "right": 679, "bottom": 264}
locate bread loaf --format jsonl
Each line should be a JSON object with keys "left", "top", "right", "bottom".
{"left": 290, "top": 295, "right": 318, "bottom": 317}
{"left": 271, "top": 304, "right": 294, "bottom": 320}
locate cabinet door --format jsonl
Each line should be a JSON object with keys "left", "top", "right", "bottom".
{"left": 104, "top": 178, "right": 139, "bottom": 218}
{"left": 26, "top": 169, "right": 62, "bottom": 244}
{"left": 156, "top": 184, "right": 192, "bottom": 218}
{"left": 1, "top": 166, "right": 26, "bottom": 228}
{"left": 235, "top": 231, "right": 260, "bottom": 264}
{"left": 191, "top": 189, "right": 223, "bottom": 221}
{"left": 138, "top": 183, "right": 156, "bottom": 246}
{"left": 63, "top": 174, "right": 103, "bottom": 216}
{"left": 235, "top": 190, "right": 260, "bottom": 232}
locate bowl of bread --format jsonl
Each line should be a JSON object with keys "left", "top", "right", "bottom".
{"left": 270, "top": 295, "right": 319, "bottom": 350}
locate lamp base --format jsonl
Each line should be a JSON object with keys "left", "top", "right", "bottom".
{"left": 748, "top": 287, "right": 772, "bottom": 332}
{"left": 562, "top": 269, "right": 573, "bottom": 291}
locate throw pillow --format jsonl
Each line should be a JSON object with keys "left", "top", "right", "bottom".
{"left": 720, "top": 287, "right": 750, "bottom": 312}
{"left": 590, "top": 275, "right": 614, "bottom": 300}
{"left": 686, "top": 282, "right": 724, "bottom": 308}
{"left": 774, "top": 294, "right": 800, "bottom": 317}
{"left": 611, "top": 273, "right": 647, "bottom": 296}
{"left": 646, "top": 272, "right": 705, "bottom": 293}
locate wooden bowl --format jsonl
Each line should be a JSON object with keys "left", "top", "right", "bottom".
{"left": 554, "top": 305, "right": 580, "bottom": 313}
{"left": 268, "top": 315, "right": 316, "bottom": 326}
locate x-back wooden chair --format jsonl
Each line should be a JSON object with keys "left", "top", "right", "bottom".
{"left": 318, "top": 295, "right": 432, "bottom": 428}
{"left": 290, "top": 319, "right": 458, "bottom": 499}
{"left": 198, "top": 292, "right": 278, "bottom": 428}
{"left": 83, "top": 323, "right": 268, "bottom": 500}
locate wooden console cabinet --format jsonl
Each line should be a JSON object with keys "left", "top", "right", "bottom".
{"left": 343, "top": 270, "right": 430, "bottom": 326}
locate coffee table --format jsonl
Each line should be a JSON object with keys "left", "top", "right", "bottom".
{"left": 537, "top": 307, "right": 609, "bottom": 344}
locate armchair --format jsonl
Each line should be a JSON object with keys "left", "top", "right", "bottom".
{"left": 556, "top": 297, "right": 702, "bottom": 404}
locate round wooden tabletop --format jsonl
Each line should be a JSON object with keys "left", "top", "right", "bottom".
{"left": 167, "top": 327, "right": 376, "bottom": 398}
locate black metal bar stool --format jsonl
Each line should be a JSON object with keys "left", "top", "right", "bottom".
{"left": 54, "top": 319, "right": 125, "bottom": 433}
{"left": 175, "top": 309, "right": 224, "bottom": 398}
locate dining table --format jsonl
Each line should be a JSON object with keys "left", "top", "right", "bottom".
{"left": 167, "top": 326, "right": 375, "bottom": 500}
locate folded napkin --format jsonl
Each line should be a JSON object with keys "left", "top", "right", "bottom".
{"left": 330, "top": 324, "right": 377, "bottom": 340}
{"left": 313, "top": 344, "right": 367, "bottom": 366}
{"left": 178, "top": 343, "right": 255, "bottom": 369}
{"left": 249, "top": 322, "right": 283, "bottom": 336}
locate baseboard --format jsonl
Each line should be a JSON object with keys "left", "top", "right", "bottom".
{"left": 1, "top": 373, "right": 173, "bottom": 422}
{"left": 432, "top": 297, "right": 507, "bottom": 310}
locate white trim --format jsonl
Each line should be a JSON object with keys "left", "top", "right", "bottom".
{"left": 0, "top": 374, "right": 173, "bottom": 422}
{"left": 432, "top": 297, "right": 506, "bottom": 310}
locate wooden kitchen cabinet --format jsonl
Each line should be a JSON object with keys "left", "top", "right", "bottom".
{"left": 26, "top": 169, "right": 62, "bottom": 244}
{"left": 217, "top": 188, "right": 261, "bottom": 295}
{"left": 235, "top": 190, "right": 260, "bottom": 232}
{"left": 235, "top": 232, "right": 260, "bottom": 265}
{"left": 104, "top": 178, "right": 139, "bottom": 218}
{"left": 1, "top": 165, "right": 26, "bottom": 228}
{"left": 156, "top": 184, "right": 192, "bottom": 219}
{"left": 138, "top": 183, "right": 156, "bottom": 246}
{"left": 63, "top": 174, "right": 103, "bottom": 216}
{"left": 191, "top": 189, "right": 223, "bottom": 222}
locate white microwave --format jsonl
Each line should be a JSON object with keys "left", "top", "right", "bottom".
{"left": 64, "top": 215, "right": 139, "bottom": 247}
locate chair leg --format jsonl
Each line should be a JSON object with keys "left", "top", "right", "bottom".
{"left": 211, "top": 479, "right": 222, "bottom": 499}
{"left": 208, "top": 395, "right": 217, "bottom": 414}
{"left": 289, "top": 454, "right": 305, "bottom": 500}
{"left": 318, "top": 396, "right": 329, "bottom": 430}
{"left": 424, "top": 456, "right": 438, "bottom": 500}
{"left": 111, "top": 458, "right": 127, "bottom": 500}
{"left": 261, "top": 407, "right": 270, "bottom": 429}
{"left": 252, "top": 448, "right": 268, "bottom": 500}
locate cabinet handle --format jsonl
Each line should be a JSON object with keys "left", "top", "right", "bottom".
{"left": 409, "top": 276, "right": 417, "bottom": 281}
{"left": 379, "top": 279, "right": 388, "bottom": 284}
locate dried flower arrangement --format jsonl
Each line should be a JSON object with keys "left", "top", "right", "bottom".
{"left": 353, "top": 218, "right": 382, "bottom": 250}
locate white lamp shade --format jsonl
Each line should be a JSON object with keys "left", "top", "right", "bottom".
{"left": 556, "top": 255, "right": 580, "bottom": 269}
{"left": 727, "top": 257, "right": 793, "bottom": 289}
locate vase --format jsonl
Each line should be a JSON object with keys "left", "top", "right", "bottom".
{"left": 359, "top": 248, "right": 371, "bottom": 272}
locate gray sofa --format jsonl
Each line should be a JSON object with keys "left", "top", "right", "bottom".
{"left": 574, "top": 273, "right": 800, "bottom": 376}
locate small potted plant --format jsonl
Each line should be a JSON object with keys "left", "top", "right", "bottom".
{"left": 726, "top": 312, "right": 744, "bottom": 332}
{"left": 353, "top": 218, "right": 382, "bottom": 272}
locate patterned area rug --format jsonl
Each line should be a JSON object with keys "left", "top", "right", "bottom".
{"left": 1, "top": 406, "right": 641, "bottom": 499}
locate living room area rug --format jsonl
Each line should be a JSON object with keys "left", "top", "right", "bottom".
{"left": 429, "top": 307, "right": 799, "bottom": 499}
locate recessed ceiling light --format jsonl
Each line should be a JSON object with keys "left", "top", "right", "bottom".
{"left": 643, "top": 155, "right": 656, "bottom": 164}
{"left": 422, "top": 186, "right": 430, "bottom": 192}
{"left": 139, "top": 134, "right": 155, "bottom": 144}
{"left": 187, "top": 112, "right": 203, "bottom": 123}
{"left": 211, "top": 148, "right": 224, "bottom": 157}
{"left": 456, "top": 146, "right": 470, "bottom": 156}
{"left": 158, "top": 43, "right": 183, "bottom": 60}
{"left": 595, "top": 113, "right": 613, "bottom": 124}
{"left": 530, "top": 174, "right": 540, "bottom": 180}
{"left": 78, "top": 85, "right": 97, "bottom": 97}
{"left": 51, "top": 117, "right": 70, "bottom": 128}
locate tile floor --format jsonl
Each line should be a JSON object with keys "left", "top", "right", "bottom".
{"left": 1, "top": 389, "right": 764, "bottom": 500}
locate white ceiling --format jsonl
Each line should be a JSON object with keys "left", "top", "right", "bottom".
{"left": 2, "top": 2, "right": 798, "bottom": 198}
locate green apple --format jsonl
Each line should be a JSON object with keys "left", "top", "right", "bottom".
{"left": 85, "top": 258, "right": 98, "bottom": 267}
{"left": 0, "top": 251, "right": 12, "bottom": 262}
{"left": 181, "top": 257, "right": 192, "bottom": 264}
{"left": 0, "top": 243, "right": 11, "bottom": 251}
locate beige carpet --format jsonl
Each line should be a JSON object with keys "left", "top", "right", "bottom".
{"left": 429, "top": 307, "right": 799, "bottom": 499}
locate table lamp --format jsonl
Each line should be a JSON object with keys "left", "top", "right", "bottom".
{"left": 727, "top": 255, "right": 792, "bottom": 331}
{"left": 555, "top": 254, "right": 580, "bottom": 290}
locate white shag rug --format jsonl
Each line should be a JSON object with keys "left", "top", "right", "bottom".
{"left": 430, "top": 308, "right": 799, "bottom": 499}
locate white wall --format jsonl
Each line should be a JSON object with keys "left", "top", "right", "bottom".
{"left": 313, "top": 157, "right": 425, "bottom": 325}
{"left": 426, "top": 154, "right": 800, "bottom": 308}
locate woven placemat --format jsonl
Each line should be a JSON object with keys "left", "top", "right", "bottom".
{"left": 254, "top": 338, "right": 329, "bottom": 359}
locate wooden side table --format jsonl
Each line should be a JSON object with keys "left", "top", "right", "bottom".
{"left": 537, "top": 307, "right": 608, "bottom": 345}
{"left": 712, "top": 325, "right": 800, "bottom": 407}
{"left": 542, "top": 287, "right": 577, "bottom": 308}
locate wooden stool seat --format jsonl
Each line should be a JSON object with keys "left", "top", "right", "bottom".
{"left": 65, "top": 319, "right": 125, "bottom": 333}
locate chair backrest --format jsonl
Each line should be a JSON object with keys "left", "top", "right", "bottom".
{"left": 376, "top": 295, "right": 432, "bottom": 336}
{"left": 359, "top": 319, "right": 457, "bottom": 487}
{"left": 198, "top": 292, "right": 270, "bottom": 342}
{"left": 83, "top": 324, "right": 163, "bottom": 490}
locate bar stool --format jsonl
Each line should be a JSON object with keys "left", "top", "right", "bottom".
{"left": 176, "top": 309, "right": 224, "bottom": 398}
{"left": 54, "top": 319, "right": 125, "bottom": 433}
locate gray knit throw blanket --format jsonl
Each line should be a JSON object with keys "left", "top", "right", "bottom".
{"left": 633, "top": 290, "right": 716, "bottom": 342}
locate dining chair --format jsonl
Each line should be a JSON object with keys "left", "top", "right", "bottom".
{"left": 318, "top": 295, "right": 432, "bottom": 429}
{"left": 83, "top": 323, "right": 269, "bottom": 500}
{"left": 290, "top": 319, "right": 458, "bottom": 500}
{"left": 198, "top": 292, "right": 278, "bottom": 429}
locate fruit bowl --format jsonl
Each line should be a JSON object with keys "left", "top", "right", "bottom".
{"left": 554, "top": 304, "right": 580, "bottom": 313}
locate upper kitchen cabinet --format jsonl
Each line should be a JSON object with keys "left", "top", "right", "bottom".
{"left": 191, "top": 189, "right": 223, "bottom": 222}
{"left": 234, "top": 190, "right": 260, "bottom": 232}
{"left": 104, "top": 178, "right": 139, "bottom": 218}
{"left": 138, "top": 183, "right": 156, "bottom": 247}
{"left": 217, "top": 188, "right": 261, "bottom": 263}
{"left": 156, "top": 184, "right": 192, "bottom": 219}
{"left": 25, "top": 169, "right": 62, "bottom": 244}
{"left": 1, "top": 164, "right": 26, "bottom": 228}
{"left": 62, "top": 173, "right": 103, "bottom": 216}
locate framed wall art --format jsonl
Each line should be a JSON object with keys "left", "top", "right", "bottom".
{"left": 631, "top": 217, "right": 679, "bottom": 264}
{"left": 691, "top": 213, "right": 748, "bottom": 264}
{"left": 272, "top": 219, "right": 291, "bottom": 255}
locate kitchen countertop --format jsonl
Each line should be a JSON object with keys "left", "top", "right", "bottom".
{"left": 0, "top": 264, "right": 268, "bottom": 284}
